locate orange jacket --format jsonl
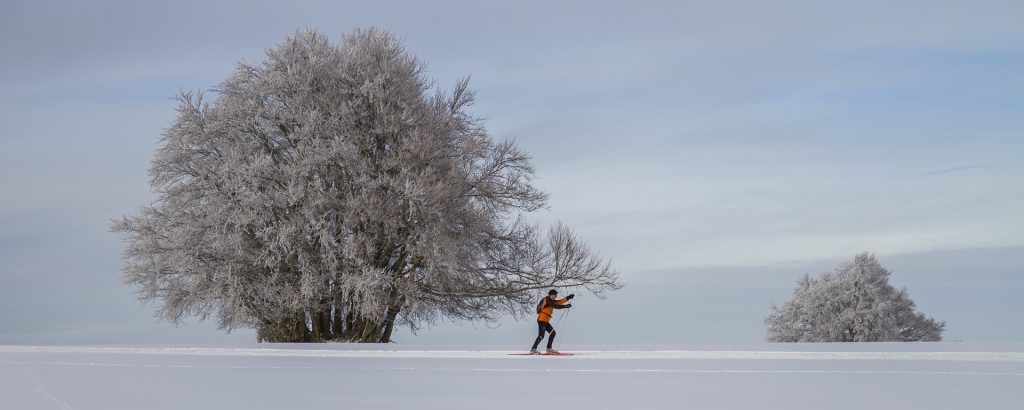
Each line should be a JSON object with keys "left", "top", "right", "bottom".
{"left": 536, "top": 296, "right": 570, "bottom": 323}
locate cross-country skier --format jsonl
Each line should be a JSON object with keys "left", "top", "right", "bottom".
{"left": 530, "top": 289, "right": 574, "bottom": 354}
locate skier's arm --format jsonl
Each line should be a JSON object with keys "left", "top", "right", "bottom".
{"left": 552, "top": 297, "right": 571, "bottom": 308}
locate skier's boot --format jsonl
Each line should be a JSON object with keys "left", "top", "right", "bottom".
{"left": 529, "top": 349, "right": 540, "bottom": 355}
{"left": 546, "top": 348, "right": 559, "bottom": 354}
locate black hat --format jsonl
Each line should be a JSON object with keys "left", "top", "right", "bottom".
{"left": 548, "top": 289, "right": 558, "bottom": 295}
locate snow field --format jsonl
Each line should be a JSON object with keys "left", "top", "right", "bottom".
{"left": 1, "top": 344, "right": 1022, "bottom": 409}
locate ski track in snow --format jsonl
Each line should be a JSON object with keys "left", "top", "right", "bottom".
{"left": 19, "top": 364, "right": 72, "bottom": 410}
{"left": 0, "top": 360, "right": 1021, "bottom": 377}
{"left": 3, "top": 346, "right": 1024, "bottom": 379}
{"left": 1, "top": 346, "right": 1023, "bottom": 362}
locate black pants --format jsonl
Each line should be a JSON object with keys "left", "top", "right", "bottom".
{"left": 532, "top": 321, "right": 556, "bottom": 350}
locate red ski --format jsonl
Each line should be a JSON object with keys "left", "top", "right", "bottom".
{"left": 508, "top": 352, "right": 575, "bottom": 356}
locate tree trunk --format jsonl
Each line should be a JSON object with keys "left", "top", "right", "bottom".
{"left": 359, "top": 321, "right": 383, "bottom": 342}
{"left": 256, "top": 310, "right": 309, "bottom": 343}
{"left": 320, "top": 308, "right": 334, "bottom": 340}
{"left": 345, "top": 308, "right": 356, "bottom": 337}
{"left": 338, "top": 316, "right": 387, "bottom": 342}
{"left": 379, "top": 307, "right": 400, "bottom": 343}
{"left": 309, "top": 308, "right": 336, "bottom": 342}
{"left": 310, "top": 310, "right": 324, "bottom": 342}
{"left": 333, "top": 302, "right": 344, "bottom": 337}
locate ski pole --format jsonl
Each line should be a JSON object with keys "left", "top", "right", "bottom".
{"left": 556, "top": 301, "right": 570, "bottom": 349}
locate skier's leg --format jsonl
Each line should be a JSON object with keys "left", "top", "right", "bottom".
{"left": 531, "top": 322, "right": 546, "bottom": 350}
{"left": 545, "top": 323, "right": 556, "bottom": 349}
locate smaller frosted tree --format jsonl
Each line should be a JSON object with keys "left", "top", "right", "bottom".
{"left": 765, "top": 253, "right": 944, "bottom": 342}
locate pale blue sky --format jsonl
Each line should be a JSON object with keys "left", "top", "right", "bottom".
{"left": 1, "top": 1, "right": 1021, "bottom": 344}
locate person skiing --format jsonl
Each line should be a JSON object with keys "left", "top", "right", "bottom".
{"left": 530, "top": 289, "right": 574, "bottom": 354}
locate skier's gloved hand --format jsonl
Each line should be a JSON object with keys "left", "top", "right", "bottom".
{"left": 565, "top": 304, "right": 572, "bottom": 308}
{"left": 567, "top": 294, "right": 575, "bottom": 299}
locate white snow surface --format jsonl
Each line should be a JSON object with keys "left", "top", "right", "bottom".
{"left": 2, "top": 343, "right": 1022, "bottom": 409}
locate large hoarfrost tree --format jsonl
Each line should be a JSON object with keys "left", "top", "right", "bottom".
{"left": 113, "top": 28, "right": 621, "bottom": 343}
{"left": 765, "top": 253, "right": 944, "bottom": 342}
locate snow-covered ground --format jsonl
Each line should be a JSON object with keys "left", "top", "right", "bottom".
{"left": 2, "top": 343, "right": 1022, "bottom": 409}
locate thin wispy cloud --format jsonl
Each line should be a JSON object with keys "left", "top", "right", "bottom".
{"left": 922, "top": 161, "right": 1014, "bottom": 177}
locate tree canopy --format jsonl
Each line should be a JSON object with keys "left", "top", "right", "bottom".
{"left": 112, "top": 28, "right": 621, "bottom": 342}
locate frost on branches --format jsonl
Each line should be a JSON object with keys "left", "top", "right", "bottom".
{"left": 112, "top": 28, "right": 621, "bottom": 343}
{"left": 765, "top": 253, "right": 944, "bottom": 342}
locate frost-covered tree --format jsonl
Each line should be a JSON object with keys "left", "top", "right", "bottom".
{"left": 765, "top": 253, "right": 944, "bottom": 342}
{"left": 112, "top": 28, "right": 621, "bottom": 343}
